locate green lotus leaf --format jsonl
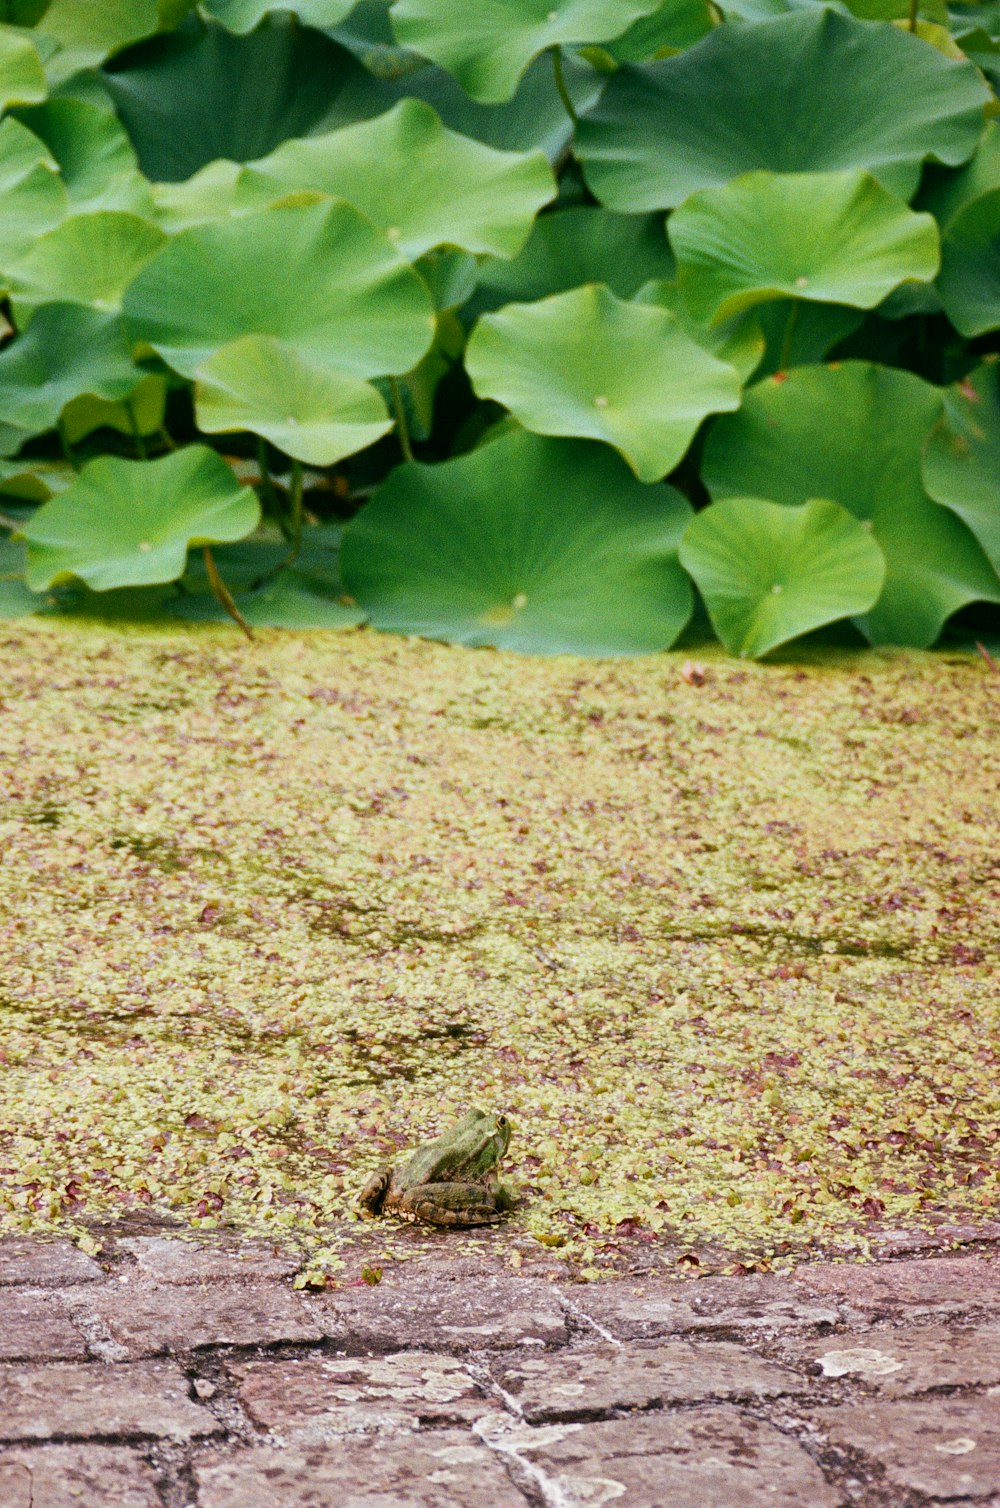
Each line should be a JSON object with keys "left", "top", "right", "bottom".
{"left": 181, "top": 526, "right": 343, "bottom": 591}
{"left": 576, "top": 10, "right": 989, "bottom": 211}
{"left": 21, "top": 447, "right": 261, "bottom": 591}
{"left": 753, "top": 300, "right": 863, "bottom": 378}
{"left": 601, "top": 0, "right": 713, "bottom": 60}
{"left": 236, "top": 99, "right": 555, "bottom": 259}
{"left": 0, "top": 536, "right": 40, "bottom": 619}
{"left": 0, "top": 459, "right": 76, "bottom": 502}
{"left": 703, "top": 361, "right": 1000, "bottom": 647}
{"left": 469, "top": 205, "right": 676, "bottom": 320}
{"left": 37, "top": 0, "right": 161, "bottom": 78}
{"left": 936, "top": 190, "right": 1000, "bottom": 336}
{"left": 0, "top": 118, "right": 67, "bottom": 273}
{"left": 195, "top": 335, "right": 393, "bottom": 466}
{"left": 919, "top": 119, "right": 1000, "bottom": 231}
{"left": 391, "top": 0, "right": 663, "bottom": 103}
{"left": 13, "top": 100, "right": 154, "bottom": 215}
{"left": 62, "top": 374, "right": 167, "bottom": 446}
{"left": 8, "top": 211, "right": 166, "bottom": 319}
{"left": 0, "top": 26, "right": 47, "bottom": 108}
{"left": 150, "top": 161, "right": 244, "bottom": 233}
{"left": 0, "top": 304, "right": 150, "bottom": 455}
{"left": 633, "top": 279, "right": 765, "bottom": 383}
{"left": 123, "top": 200, "right": 436, "bottom": 380}
{"left": 679, "top": 495, "right": 887, "bottom": 658}
{"left": 670, "top": 170, "right": 940, "bottom": 325}
{"left": 171, "top": 570, "right": 365, "bottom": 629}
{"left": 341, "top": 429, "right": 694, "bottom": 654}
{"left": 204, "top": 0, "right": 357, "bottom": 32}
{"left": 922, "top": 362, "right": 1000, "bottom": 571}
{"left": 465, "top": 284, "right": 742, "bottom": 482}
{"left": 101, "top": 19, "right": 391, "bottom": 182}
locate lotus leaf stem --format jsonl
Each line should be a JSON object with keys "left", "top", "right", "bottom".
{"left": 285, "top": 457, "right": 304, "bottom": 568}
{"left": 908, "top": 0, "right": 918, "bottom": 30}
{"left": 126, "top": 399, "right": 147, "bottom": 461}
{"left": 552, "top": 47, "right": 579, "bottom": 127}
{"left": 202, "top": 544, "right": 254, "bottom": 642}
{"left": 57, "top": 420, "right": 81, "bottom": 472}
{"left": 777, "top": 301, "right": 800, "bottom": 373}
{"left": 390, "top": 377, "right": 414, "bottom": 463}
{"left": 256, "top": 436, "right": 279, "bottom": 517}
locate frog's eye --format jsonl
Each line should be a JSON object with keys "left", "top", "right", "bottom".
{"left": 497, "top": 1115, "right": 508, "bottom": 1129}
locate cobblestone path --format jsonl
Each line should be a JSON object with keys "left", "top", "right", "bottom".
{"left": 2, "top": 1235, "right": 999, "bottom": 1505}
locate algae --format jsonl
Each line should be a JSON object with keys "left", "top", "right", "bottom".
{"left": 0, "top": 620, "right": 997, "bottom": 1270}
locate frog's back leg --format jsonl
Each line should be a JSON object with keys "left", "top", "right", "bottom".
{"left": 393, "top": 1181, "right": 507, "bottom": 1227}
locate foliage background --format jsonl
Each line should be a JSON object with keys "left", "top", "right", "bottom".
{"left": 2, "top": 0, "right": 1000, "bottom": 656}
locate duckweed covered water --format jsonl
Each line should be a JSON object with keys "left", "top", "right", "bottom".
{"left": 0, "top": 621, "right": 997, "bottom": 1271}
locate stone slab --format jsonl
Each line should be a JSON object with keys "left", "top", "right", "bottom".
{"left": 571, "top": 1273, "right": 841, "bottom": 1340}
{"left": 497, "top": 1406, "right": 843, "bottom": 1507}
{"left": 0, "top": 1241, "right": 102, "bottom": 1287}
{"left": 120, "top": 1236, "right": 300, "bottom": 1285}
{"left": 0, "top": 1360, "right": 221, "bottom": 1443}
{"left": 78, "top": 1280, "right": 321, "bottom": 1356}
{"left": 312, "top": 1274, "right": 568, "bottom": 1352}
{"left": 0, "top": 1290, "right": 88, "bottom": 1362}
{"left": 819, "top": 1395, "right": 1000, "bottom": 1500}
{"left": 782, "top": 1321, "right": 1000, "bottom": 1395}
{"left": 496, "top": 1339, "right": 802, "bottom": 1421}
{"left": 793, "top": 1256, "right": 1000, "bottom": 1319}
{"left": 234, "top": 1352, "right": 490, "bottom": 1437}
{"left": 0, "top": 1446, "right": 161, "bottom": 1507}
{"left": 193, "top": 1433, "right": 529, "bottom": 1507}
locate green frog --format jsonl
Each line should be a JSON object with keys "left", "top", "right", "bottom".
{"left": 358, "top": 1109, "right": 515, "bottom": 1227}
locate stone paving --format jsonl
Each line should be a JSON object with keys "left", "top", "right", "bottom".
{"left": 2, "top": 1235, "right": 1000, "bottom": 1506}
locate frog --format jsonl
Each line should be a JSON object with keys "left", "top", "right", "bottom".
{"left": 358, "top": 1109, "right": 515, "bottom": 1227}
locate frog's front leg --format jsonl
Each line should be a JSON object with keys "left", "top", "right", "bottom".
{"left": 358, "top": 1167, "right": 393, "bottom": 1216}
{"left": 393, "top": 1180, "right": 512, "bottom": 1227}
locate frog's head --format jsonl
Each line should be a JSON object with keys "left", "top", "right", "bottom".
{"left": 403, "top": 1108, "right": 512, "bottom": 1188}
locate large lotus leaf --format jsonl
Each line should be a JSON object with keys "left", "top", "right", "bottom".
{"left": 62, "top": 373, "right": 167, "bottom": 446}
{"left": 0, "top": 536, "right": 40, "bottom": 619}
{"left": 922, "top": 362, "right": 1000, "bottom": 571}
{"left": 8, "top": 211, "right": 166, "bottom": 319}
{"left": 195, "top": 335, "right": 393, "bottom": 466}
{"left": 13, "top": 100, "right": 154, "bottom": 215}
{"left": 205, "top": 0, "right": 357, "bottom": 31}
{"left": 670, "top": 170, "right": 940, "bottom": 324}
{"left": 600, "top": 0, "right": 713, "bottom": 60}
{"left": 918, "top": 119, "right": 1000, "bottom": 231}
{"left": 0, "top": 118, "right": 67, "bottom": 271}
{"left": 341, "top": 429, "right": 694, "bottom": 654}
{"left": 235, "top": 99, "right": 555, "bottom": 259}
{"left": 123, "top": 200, "right": 436, "bottom": 380}
{"left": 21, "top": 447, "right": 261, "bottom": 591}
{"left": 634, "top": 279, "right": 766, "bottom": 384}
{"left": 679, "top": 496, "right": 887, "bottom": 657}
{"left": 469, "top": 206, "right": 676, "bottom": 320}
{"left": 576, "top": 10, "right": 989, "bottom": 211}
{"left": 0, "top": 25, "right": 46, "bottom": 107}
{"left": 150, "top": 161, "right": 244, "bottom": 233}
{"left": 101, "top": 20, "right": 390, "bottom": 182}
{"left": 390, "top": 0, "right": 663, "bottom": 103}
{"left": 703, "top": 362, "right": 1000, "bottom": 646}
{"left": 465, "top": 285, "right": 742, "bottom": 482}
{"left": 36, "top": 0, "right": 161, "bottom": 78}
{"left": 0, "top": 304, "right": 149, "bottom": 453}
{"left": 0, "top": 459, "right": 76, "bottom": 501}
{"left": 936, "top": 190, "right": 1000, "bottom": 336}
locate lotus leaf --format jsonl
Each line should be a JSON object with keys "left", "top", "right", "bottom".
{"left": 0, "top": 536, "right": 39, "bottom": 619}
{"left": 670, "top": 170, "right": 940, "bottom": 324}
{"left": 123, "top": 200, "right": 436, "bottom": 380}
{"left": 236, "top": 99, "right": 555, "bottom": 259}
{"left": 918, "top": 119, "right": 1000, "bottom": 231}
{"left": 922, "top": 362, "right": 1000, "bottom": 571}
{"left": 37, "top": 0, "right": 161, "bottom": 77}
{"left": 171, "top": 570, "right": 365, "bottom": 629}
{"left": 21, "top": 447, "right": 261, "bottom": 591}
{"left": 390, "top": 0, "right": 663, "bottom": 103}
{"left": 576, "top": 9, "right": 989, "bottom": 211}
{"left": 150, "top": 161, "right": 245, "bottom": 234}
{"left": 195, "top": 335, "right": 394, "bottom": 466}
{"left": 205, "top": 0, "right": 358, "bottom": 32}
{"left": 465, "top": 284, "right": 742, "bottom": 482}
{"left": 0, "top": 26, "right": 46, "bottom": 108}
{"left": 679, "top": 495, "right": 887, "bottom": 657}
{"left": 936, "top": 191, "right": 1000, "bottom": 336}
{"left": 753, "top": 300, "right": 863, "bottom": 377}
{"left": 341, "top": 429, "right": 694, "bottom": 654}
{"left": 9, "top": 211, "right": 166, "bottom": 319}
{"left": 703, "top": 362, "right": 1000, "bottom": 646}
{"left": 62, "top": 374, "right": 167, "bottom": 446}
{"left": 633, "top": 279, "right": 766, "bottom": 383}
{"left": 101, "top": 19, "right": 390, "bottom": 182}
{"left": 469, "top": 205, "right": 676, "bottom": 319}
{"left": 0, "top": 118, "right": 67, "bottom": 271}
{"left": 0, "top": 304, "right": 149, "bottom": 454}
{"left": 602, "top": 0, "right": 713, "bottom": 60}
{"left": 13, "top": 99, "right": 154, "bottom": 215}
